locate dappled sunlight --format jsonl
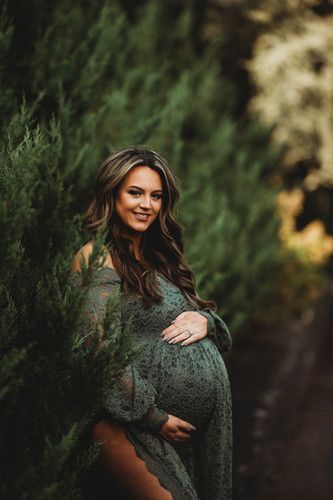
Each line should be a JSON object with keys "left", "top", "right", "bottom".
{"left": 277, "top": 189, "right": 333, "bottom": 264}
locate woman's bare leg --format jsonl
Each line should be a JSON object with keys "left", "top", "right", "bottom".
{"left": 91, "top": 419, "right": 173, "bottom": 500}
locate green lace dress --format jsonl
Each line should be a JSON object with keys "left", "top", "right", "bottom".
{"left": 71, "top": 267, "right": 232, "bottom": 500}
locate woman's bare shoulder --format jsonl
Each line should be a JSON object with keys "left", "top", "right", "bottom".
{"left": 70, "top": 241, "right": 115, "bottom": 272}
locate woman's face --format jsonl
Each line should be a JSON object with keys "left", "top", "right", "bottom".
{"left": 115, "top": 165, "right": 163, "bottom": 234}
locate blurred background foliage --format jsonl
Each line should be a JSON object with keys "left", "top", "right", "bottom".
{"left": 1, "top": 0, "right": 333, "bottom": 497}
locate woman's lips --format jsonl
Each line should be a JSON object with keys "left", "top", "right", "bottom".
{"left": 133, "top": 212, "right": 150, "bottom": 221}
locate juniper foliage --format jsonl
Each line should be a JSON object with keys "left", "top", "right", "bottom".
{"left": 1, "top": 1, "right": 283, "bottom": 497}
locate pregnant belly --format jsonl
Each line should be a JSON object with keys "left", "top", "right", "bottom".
{"left": 135, "top": 338, "right": 228, "bottom": 428}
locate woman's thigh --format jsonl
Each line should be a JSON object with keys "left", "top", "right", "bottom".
{"left": 91, "top": 419, "right": 173, "bottom": 500}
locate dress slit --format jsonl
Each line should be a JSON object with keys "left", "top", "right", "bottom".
{"left": 91, "top": 419, "right": 173, "bottom": 499}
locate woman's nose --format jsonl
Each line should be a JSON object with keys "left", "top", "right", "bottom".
{"left": 139, "top": 195, "right": 152, "bottom": 209}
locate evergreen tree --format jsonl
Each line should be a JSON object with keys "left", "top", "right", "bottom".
{"left": 8, "top": 0, "right": 282, "bottom": 330}
{"left": 1, "top": 1, "right": 284, "bottom": 497}
{"left": 0, "top": 11, "right": 135, "bottom": 498}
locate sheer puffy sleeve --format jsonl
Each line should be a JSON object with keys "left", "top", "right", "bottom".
{"left": 69, "top": 270, "right": 169, "bottom": 433}
{"left": 198, "top": 309, "right": 232, "bottom": 353}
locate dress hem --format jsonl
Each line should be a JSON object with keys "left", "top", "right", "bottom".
{"left": 124, "top": 425, "right": 176, "bottom": 499}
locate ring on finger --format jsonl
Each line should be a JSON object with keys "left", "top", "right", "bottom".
{"left": 185, "top": 328, "right": 193, "bottom": 339}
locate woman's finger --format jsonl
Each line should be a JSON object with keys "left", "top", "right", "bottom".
{"left": 177, "top": 420, "right": 196, "bottom": 432}
{"left": 174, "top": 433, "right": 191, "bottom": 441}
{"left": 165, "top": 329, "right": 197, "bottom": 344}
{"left": 162, "top": 311, "right": 200, "bottom": 336}
{"left": 162, "top": 322, "right": 199, "bottom": 341}
{"left": 161, "top": 319, "right": 189, "bottom": 337}
{"left": 161, "top": 312, "right": 208, "bottom": 344}
{"left": 170, "top": 429, "right": 191, "bottom": 441}
{"left": 180, "top": 334, "right": 198, "bottom": 347}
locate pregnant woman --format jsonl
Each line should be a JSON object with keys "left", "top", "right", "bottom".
{"left": 70, "top": 147, "right": 232, "bottom": 500}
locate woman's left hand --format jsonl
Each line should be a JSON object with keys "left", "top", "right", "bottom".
{"left": 160, "top": 311, "right": 208, "bottom": 347}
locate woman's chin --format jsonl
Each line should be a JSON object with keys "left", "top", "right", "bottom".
{"left": 126, "top": 221, "right": 150, "bottom": 232}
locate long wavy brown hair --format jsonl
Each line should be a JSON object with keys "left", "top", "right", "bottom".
{"left": 83, "top": 146, "right": 216, "bottom": 311}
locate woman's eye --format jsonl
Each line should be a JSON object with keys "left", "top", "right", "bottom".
{"left": 128, "top": 190, "right": 162, "bottom": 200}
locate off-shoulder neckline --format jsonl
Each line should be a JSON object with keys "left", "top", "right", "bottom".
{"left": 93, "top": 267, "right": 166, "bottom": 281}
{"left": 94, "top": 266, "right": 120, "bottom": 276}
{"left": 71, "top": 267, "right": 173, "bottom": 284}
{"left": 71, "top": 267, "right": 120, "bottom": 277}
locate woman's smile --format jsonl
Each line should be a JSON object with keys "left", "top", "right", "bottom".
{"left": 133, "top": 212, "right": 151, "bottom": 221}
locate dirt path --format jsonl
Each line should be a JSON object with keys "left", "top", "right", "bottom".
{"left": 272, "top": 324, "right": 333, "bottom": 500}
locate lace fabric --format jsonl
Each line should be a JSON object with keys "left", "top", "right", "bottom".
{"left": 197, "top": 309, "right": 232, "bottom": 353}
{"left": 70, "top": 270, "right": 169, "bottom": 433}
{"left": 69, "top": 267, "right": 232, "bottom": 499}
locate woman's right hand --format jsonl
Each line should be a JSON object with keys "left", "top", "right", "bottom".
{"left": 158, "top": 414, "right": 196, "bottom": 442}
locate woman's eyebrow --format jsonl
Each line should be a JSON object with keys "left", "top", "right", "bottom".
{"left": 127, "top": 185, "right": 163, "bottom": 192}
